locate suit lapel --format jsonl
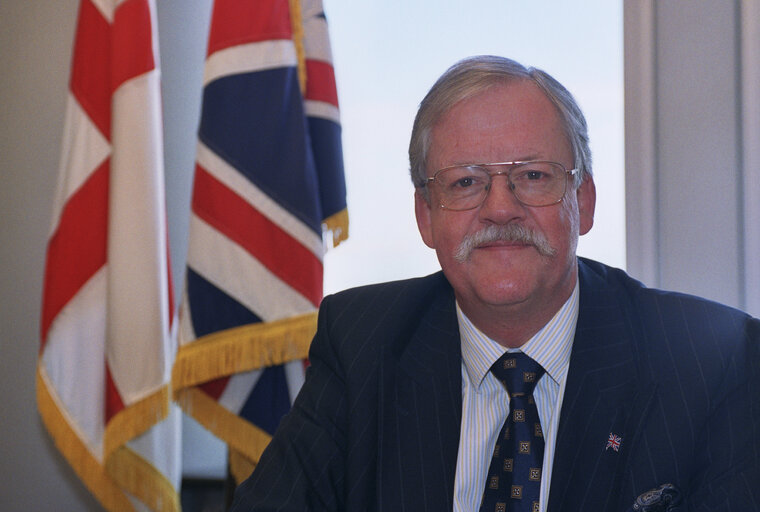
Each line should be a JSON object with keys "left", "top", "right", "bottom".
{"left": 547, "top": 261, "right": 656, "bottom": 512}
{"left": 377, "top": 277, "right": 463, "bottom": 511}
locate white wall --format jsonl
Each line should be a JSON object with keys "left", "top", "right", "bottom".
{"left": 0, "top": 2, "right": 99, "bottom": 510}
{"left": 625, "top": 0, "right": 760, "bottom": 317}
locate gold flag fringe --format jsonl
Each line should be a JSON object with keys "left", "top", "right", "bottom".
{"left": 289, "top": 0, "right": 306, "bottom": 93}
{"left": 38, "top": 366, "right": 179, "bottom": 512}
{"left": 229, "top": 448, "right": 257, "bottom": 486}
{"left": 37, "top": 365, "right": 136, "bottom": 511}
{"left": 172, "top": 313, "right": 318, "bottom": 486}
{"left": 323, "top": 208, "right": 349, "bottom": 248}
{"left": 104, "top": 385, "right": 170, "bottom": 461}
{"left": 102, "top": 385, "right": 179, "bottom": 511}
{"left": 172, "top": 311, "right": 317, "bottom": 393}
{"left": 175, "top": 387, "right": 273, "bottom": 482}
{"left": 107, "top": 445, "right": 180, "bottom": 512}
{"left": 37, "top": 363, "right": 134, "bottom": 511}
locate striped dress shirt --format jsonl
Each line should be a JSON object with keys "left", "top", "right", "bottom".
{"left": 453, "top": 282, "right": 579, "bottom": 512}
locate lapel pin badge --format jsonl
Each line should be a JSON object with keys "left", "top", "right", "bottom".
{"left": 606, "top": 433, "right": 622, "bottom": 452}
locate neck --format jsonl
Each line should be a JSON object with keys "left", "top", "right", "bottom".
{"left": 456, "top": 276, "right": 577, "bottom": 349}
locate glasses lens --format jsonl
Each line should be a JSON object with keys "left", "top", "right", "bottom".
{"left": 510, "top": 162, "right": 567, "bottom": 206}
{"left": 431, "top": 161, "right": 569, "bottom": 210}
{"left": 434, "top": 166, "right": 490, "bottom": 210}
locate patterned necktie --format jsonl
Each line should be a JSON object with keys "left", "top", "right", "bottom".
{"left": 480, "top": 352, "right": 546, "bottom": 512}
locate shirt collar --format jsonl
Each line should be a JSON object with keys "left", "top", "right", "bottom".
{"left": 458, "top": 281, "right": 579, "bottom": 390}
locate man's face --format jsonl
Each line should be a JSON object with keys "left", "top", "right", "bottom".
{"left": 415, "top": 81, "right": 595, "bottom": 330}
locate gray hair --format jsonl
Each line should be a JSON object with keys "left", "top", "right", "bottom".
{"left": 409, "top": 55, "right": 592, "bottom": 199}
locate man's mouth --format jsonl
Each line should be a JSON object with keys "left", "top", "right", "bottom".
{"left": 454, "top": 224, "right": 556, "bottom": 262}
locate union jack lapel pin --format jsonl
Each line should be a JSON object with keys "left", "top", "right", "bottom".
{"left": 606, "top": 433, "right": 622, "bottom": 452}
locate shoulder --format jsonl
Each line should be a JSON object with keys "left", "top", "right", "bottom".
{"left": 312, "top": 271, "right": 454, "bottom": 357}
{"left": 578, "top": 257, "right": 754, "bottom": 327}
{"left": 579, "top": 258, "right": 750, "bottom": 320}
{"left": 319, "top": 271, "right": 452, "bottom": 327}
{"left": 578, "top": 257, "right": 759, "bottom": 373}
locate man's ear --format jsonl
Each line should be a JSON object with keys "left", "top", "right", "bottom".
{"left": 414, "top": 190, "right": 435, "bottom": 248}
{"left": 576, "top": 176, "right": 596, "bottom": 235}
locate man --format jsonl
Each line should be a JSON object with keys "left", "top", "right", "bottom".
{"left": 231, "top": 56, "right": 760, "bottom": 511}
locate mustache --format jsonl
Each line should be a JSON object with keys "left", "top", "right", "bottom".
{"left": 454, "top": 224, "right": 556, "bottom": 262}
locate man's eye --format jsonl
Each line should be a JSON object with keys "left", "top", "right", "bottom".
{"left": 454, "top": 177, "right": 476, "bottom": 188}
{"left": 513, "top": 169, "right": 551, "bottom": 182}
{"left": 525, "top": 170, "right": 547, "bottom": 180}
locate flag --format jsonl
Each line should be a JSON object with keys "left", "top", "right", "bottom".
{"left": 606, "top": 433, "right": 622, "bottom": 452}
{"left": 37, "top": 1, "right": 181, "bottom": 510}
{"left": 172, "top": 0, "right": 348, "bottom": 485}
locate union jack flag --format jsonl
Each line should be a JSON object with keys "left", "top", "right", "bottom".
{"left": 606, "top": 433, "right": 622, "bottom": 452}
{"left": 172, "top": 0, "right": 347, "bottom": 485}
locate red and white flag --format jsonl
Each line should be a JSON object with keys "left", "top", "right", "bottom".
{"left": 37, "top": 1, "right": 180, "bottom": 510}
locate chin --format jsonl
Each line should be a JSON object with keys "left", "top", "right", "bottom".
{"left": 478, "top": 286, "right": 532, "bottom": 308}
{"left": 465, "top": 272, "right": 535, "bottom": 307}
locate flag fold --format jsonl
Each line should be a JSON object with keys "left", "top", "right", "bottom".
{"left": 174, "top": 0, "right": 347, "bottom": 485}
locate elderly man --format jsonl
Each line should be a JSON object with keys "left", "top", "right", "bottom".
{"left": 231, "top": 56, "right": 760, "bottom": 511}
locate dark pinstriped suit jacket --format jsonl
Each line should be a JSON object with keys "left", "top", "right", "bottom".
{"left": 231, "top": 258, "right": 760, "bottom": 511}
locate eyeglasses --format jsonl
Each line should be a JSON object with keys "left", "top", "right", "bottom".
{"left": 424, "top": 160, "right": 578, "bottom": 211}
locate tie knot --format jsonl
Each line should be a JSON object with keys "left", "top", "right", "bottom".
{"left": 490, "top": 352, "right": 545, "bottom": 398}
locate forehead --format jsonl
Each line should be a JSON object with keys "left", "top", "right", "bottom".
{"left": 428, "top": 81, "right": 570, "bottom": 170}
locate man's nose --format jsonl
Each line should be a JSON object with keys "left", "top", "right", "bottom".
{"left": 478, "top": 174, "right": 526, "bottom": 223}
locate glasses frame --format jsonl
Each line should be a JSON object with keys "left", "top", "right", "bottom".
{"left": 425, "top": 160, "right": 579, "bottom": 211}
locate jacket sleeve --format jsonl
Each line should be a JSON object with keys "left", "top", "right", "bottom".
{"left": 230, "top": 296, "right": 349, "bottom": 511}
